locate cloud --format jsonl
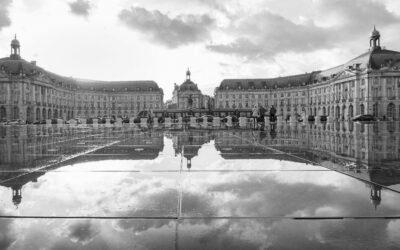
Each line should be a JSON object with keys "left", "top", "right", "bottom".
{"left": 0, "top": 0, "right": 12, "bottom": 30}
{"left": 207, "top": 11, "right": 331, "bottom": 60}
{"left": 68, "top": 0, "right": 91, "bottom": 17}
{"left": 66, "top": 220, "right": 99, "bottom": 244}
{"left": 207, "top": 0, "right": 400, "bottom": 60}
{"left": 119, "top": 7, "right": 215, "bottom": 48}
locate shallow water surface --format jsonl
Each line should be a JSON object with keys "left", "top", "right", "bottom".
{"left": 0, "top": 122, "right": 399, "bottom": 249}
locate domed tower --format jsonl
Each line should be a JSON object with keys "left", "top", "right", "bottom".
{"left": 370, "top": 26, "right": 381, "bottom": 50}
{"left": 186, "top": 68, "right": 191, "bottom": 81}
{"left": 10, "top": 34, "right": 21, "bottom": 60}
{"left": 12, "top": 185, "right": 22, "bottom": 207}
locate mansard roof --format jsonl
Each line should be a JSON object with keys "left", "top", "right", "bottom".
{"left": 178, "top": 79, "right": 200, "bottom": 92}
{"left": 319, "top": 48, "right": 400, "bottom": 78}
{"left": 217, "top": 72, "right": 319, "bottom": 91}
{"left": 219, "top": 47, "right": 400, "bottom": 90}
{"left": 0, "top": 57, "right": 162, "bottom": 92}
{"left": 75, "top": 79, "right": 162, "bottom": 92}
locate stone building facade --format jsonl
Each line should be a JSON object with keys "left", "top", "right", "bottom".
{"left": 171, "top": 69, "right": 209, "bottom": 110}
{"left": 0, "top": 38, "right": 163, "bottom": 122}
{"left": 215, "top": 28, "right": 400, "bottom": 121}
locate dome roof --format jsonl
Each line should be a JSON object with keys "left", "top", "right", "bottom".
{"left": 371, "top": 26, "right": 380, "bottom": 38}
{"left": 11, "top": 35, "right": 20, "bottom": 47}
{"left": 179, "top": 79, "right": 199, "bottom": 91}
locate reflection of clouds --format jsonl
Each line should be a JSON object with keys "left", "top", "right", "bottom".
{"left": 0, "top": 172, "right": 180, "bottom": 217}
{"left": 66, "top": 220, "right": 99, "bottom": 244}
{"left": 178, "top": 218, "right": 395, "bottom": 249}
{"left": 0, "top": 218, "right": 16, "bottom": 249}
{"left": 387, "top": 220, "right": 400, "bottom": 244}
{"left": 5, "top": 217, "right": 396, "bottom": 249}
{"left": 183, "top": 172, "right": 400, "bottom": 217}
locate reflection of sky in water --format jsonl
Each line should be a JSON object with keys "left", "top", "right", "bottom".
{"left": 0, "top": 124, "right": 399, "bottom": 249}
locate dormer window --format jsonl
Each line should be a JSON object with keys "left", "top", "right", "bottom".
{"left": 112, "top": 88, "right": 115, "bottom": 92}
{"left": 125, "top": 87, "right": 128, "bottom": 91}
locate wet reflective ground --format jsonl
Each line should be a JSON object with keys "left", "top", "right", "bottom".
{"left": 0, "top": 122, "right": 400, "bottom": 249}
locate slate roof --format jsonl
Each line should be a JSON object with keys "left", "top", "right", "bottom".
{"left": 178, "top": 79, "right": 200, "bottom": 92}
{"left": 218, "top": 47, "right": 400, "bottom": 90}
{"left": 0, "top": 57, "right": 161, "bottom": 92}
{"left": 217, "top": 72, "right": 319, "bottom": 91}
{"left": 319, "top": 48, "right": 400, "bottom": 78}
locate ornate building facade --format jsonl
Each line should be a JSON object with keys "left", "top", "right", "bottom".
{"left": 215, "top": 28, "right": 400, "bottom": 120}
{"left": 0, "top": 37, "right": 163, "bottom": 122}
{"left": 170, "top": 69, "right": 211, "bottom": 110}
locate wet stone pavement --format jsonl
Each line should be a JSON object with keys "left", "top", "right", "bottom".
{"left": 0, "top": 121, "right": 400, "bottom": 249}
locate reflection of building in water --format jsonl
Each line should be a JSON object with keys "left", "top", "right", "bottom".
{"left": 69, "top": 130, "right": 164, "bottom": 162}
{"left": 1, "top": 171, "right": 43, "bottom": 207}
{"left": 213, "top": 122, "right": 400, "bottom": 209}
{"left": 169, "top": 130, "right": 213, "bottom": 169}
{"left": 0, "top": 126, "right": 164, "bottom": 205}
{"left": 214, "top": 130, "right": 308, "bottom": 163}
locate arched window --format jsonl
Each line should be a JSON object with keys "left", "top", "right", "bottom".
{"left": 342, "top": 105, "right": 346, "bottom": 120}
{"left": 360, "top": 104, "right": 365, "bottom": 115}
{"left": 13, "top": 106, "right": 19, "bottom": 120}
{"left": 387, "top": 103, "right": 395, "bottom": 120}
{"left": 26, "top": 107, "right": 32, "bottom": 122}
{"left": 336, "top": 106, "right": 340, "bottom": 119}
{"left": 0, "top": 106, "right": 6, "bottom": 120}
{"left": 42, "top": 108, "right": 46, "bottom": 120}
{"left": 348, "top": 105, "right": 354, "bottom": 118}
{"left": 36, "top": 108, "right": 40, "bottom": 121}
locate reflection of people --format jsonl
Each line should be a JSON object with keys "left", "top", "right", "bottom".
{"left": 270, "top": 124, "right": 277, "bottom": 139}
{"left": 259, "top": 106, "right": 266, "bottom": 122}
{"left": 252, "top": 105, "right": 259, "bottom": 117}
{"left": 269, "top": 106, "right": 277, "bottom": 122}
{"left": 252, "top": 105, "right": 259, "bottom": 129}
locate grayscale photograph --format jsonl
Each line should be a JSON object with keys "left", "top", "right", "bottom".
{"left": 0, "top": 0, "right": 400, "bottom": 249}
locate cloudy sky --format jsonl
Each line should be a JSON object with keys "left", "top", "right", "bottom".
{"left": 1, "top": 0, "right": 400, "bottom": 98}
